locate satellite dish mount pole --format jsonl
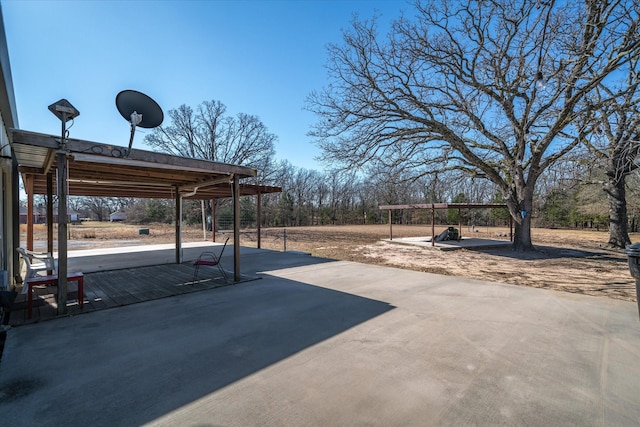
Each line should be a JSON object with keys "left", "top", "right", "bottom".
{"left": 56, "top": 113, "right": 69, "bottom": 314}
{"left": 127, "top": 111, "right": 143, "bottom": 155}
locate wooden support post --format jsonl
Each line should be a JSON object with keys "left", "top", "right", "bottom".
{"left": 431, "top": 206, "right": 435, "bottom": 247}
{"left": 211, "top": 198, "right": 217, "bottom": 242}
{"left": 11, "top": 157, "right": 21, "bottom": 282}
{"left": 233, "top": 175, "right": 240, "bottom": 281}
{"left": 201, "top": 200, "right": 206, "bottom": 241}
{"left": 257, "top": 191, "right": 262, "bottom": 249}
{"left": 26, "top": 174, "right": 34, "bottom": 251}
{"left": 56, "top": 152, "right": 68, "bottom": 315}
{"left": 458, "top": 207, "right": 462, "bottom": 240}
{"left": 388, "top": 209, "right": 392, "bottom": 240}
{"left": 46, "top": 173, "right": 54, "bottom": 273}
{"left": 175, "top": 187, "right": 182, "bottom": 264}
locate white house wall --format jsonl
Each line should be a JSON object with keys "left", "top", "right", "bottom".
{"left": 0, "top": 4, "right": 19, "bottom": 290}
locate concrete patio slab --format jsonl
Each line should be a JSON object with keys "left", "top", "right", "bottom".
{"left": 386, "top": 236, "right": 513, "bottom": 251}
{"left": 65, "top": 242, "right": 265, "bottom": 273}
{"left": 1, "top": 250, "right": 639, "bottom": 426}
{"left": 21, "top": 242, "right": 245, "bottom": 275}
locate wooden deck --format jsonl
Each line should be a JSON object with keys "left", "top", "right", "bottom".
{"left": 7, "top": 262, "right": 252, "bottom": 326}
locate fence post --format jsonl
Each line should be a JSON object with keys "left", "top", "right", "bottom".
{"left": 257, "top": 191, "right": 262, "bottom": 249}
{"left": 283, "top": 228, "right": 287, "bottom": 252}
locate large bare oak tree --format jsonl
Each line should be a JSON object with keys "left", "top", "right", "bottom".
{"left": 582, "top": 63, "right": 640, "bottom": 248}
{"left": 144, "top": 99, "right": 278, "bottom": 227}
{"left": 144, "top": 99, "right": 276, "bottom": 181}
{"left": 307, "top": 0, "right": 640, "bottom": 250}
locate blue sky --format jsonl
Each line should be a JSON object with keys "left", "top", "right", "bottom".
{"left": 2, "top": 0, "right": 408, "bottom": 171}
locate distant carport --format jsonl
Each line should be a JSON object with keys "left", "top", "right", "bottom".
{"left": 10, "top": 128, "right": 281, "bottom": 314}
{"left": 379, "top": 203, "right": 512, "bottom": 245}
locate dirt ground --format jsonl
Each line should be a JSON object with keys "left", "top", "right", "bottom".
{"left": 22, "top": 222, "right": 639, "bottom": 302}
{"left": 256, "top": 225, "right": 638, "bottom": 302}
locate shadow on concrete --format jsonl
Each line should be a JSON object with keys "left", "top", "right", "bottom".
{"left": 0, "top": 259, "right": 394, "bottom": 426}
{"left": 233, "top": 249, "right": 337, "bottom": 275}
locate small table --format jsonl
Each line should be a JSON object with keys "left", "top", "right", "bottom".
{"left": 25, "top": 272, "right": 84, "bottom": 319}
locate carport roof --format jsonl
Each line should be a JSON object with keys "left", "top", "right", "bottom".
{"left": 11, "top": 129, "right": 281, "bottom": 199}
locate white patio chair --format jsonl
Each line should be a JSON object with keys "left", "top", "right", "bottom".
{"left": 16, "top": 247, "right": 56, "bottom": 294}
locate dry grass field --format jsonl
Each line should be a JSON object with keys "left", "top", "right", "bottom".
{"left": 21, "top": 222, "right": 638, "bottom": 302}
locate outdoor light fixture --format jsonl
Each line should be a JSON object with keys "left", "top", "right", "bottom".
{"left": 48, "top": 98, "right": 80, "bottom": 123}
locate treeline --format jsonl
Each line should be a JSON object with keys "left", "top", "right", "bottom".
{"left": 58, "top": 159, "right": 639, "bottom": 232}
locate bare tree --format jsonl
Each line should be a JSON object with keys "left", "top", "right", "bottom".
{"left": 289, "top": 167, "right": 316, "bottom": 226}
{"left": 581, "top": 63, "right": 640, "bottom": 248}
{"left": 81, "top": 197, "right": 119, "bottom": 222}
{"left": 144, "top": 99, "right": 278, "bottom": 227}
{"left": 307, "top": 0, "right": 640, "bottom": 250}
{"left": 628, "top": 172, "right": 640, "bottom": 232}
{"left": 144, "top": 100, "right": 277, "bottom": 177}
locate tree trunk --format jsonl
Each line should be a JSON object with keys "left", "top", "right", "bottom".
{"left": 512, "top": 210, "right": 535, "bottom": 251}
{"left": 605, "top": 176, "right": 631, "bottom": 249}
{"left": 508, "top": 185, "right": 535, "bottom": 252}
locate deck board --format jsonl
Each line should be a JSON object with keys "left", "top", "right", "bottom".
{"left": 7, "top": 263, "right": 252, "bottom": 326}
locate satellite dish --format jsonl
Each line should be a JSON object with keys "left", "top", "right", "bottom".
{"left": 116, "top": 90, "right": 164, "bottom": 155}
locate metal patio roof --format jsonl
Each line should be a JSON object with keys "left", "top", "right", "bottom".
{"left": 11, "top": 129, "right": 281, "bottom": 199}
